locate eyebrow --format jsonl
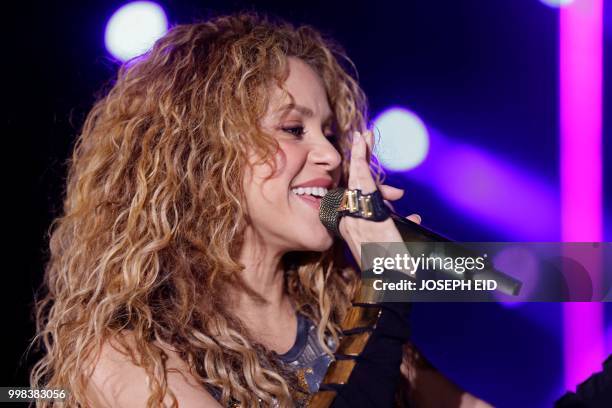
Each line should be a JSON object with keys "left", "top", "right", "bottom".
{"left": 276, "top": 103, "right": 334, "bottom": 123}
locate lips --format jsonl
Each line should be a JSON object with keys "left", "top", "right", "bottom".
{"left": 290, "top": 177, "right": 334, "bottom": 212}
{"left": 293, "top": 193, "right": 322, "bottom": 211}
{"left": 291, "top": 177, "right": 334, "bottom": 189}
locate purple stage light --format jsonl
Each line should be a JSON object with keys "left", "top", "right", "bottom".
{"left": 607, "top": 324, "right": 612, "bottom": 356}
{"left": 401, "top": 128, "right": 559, "bottom": 240}
{"left": 560, "top": 0, "right": 605, "bottom": 391}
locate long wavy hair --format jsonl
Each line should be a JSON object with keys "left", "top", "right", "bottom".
{"left": 30, "top": 12, "right": 377, "bottom": 407}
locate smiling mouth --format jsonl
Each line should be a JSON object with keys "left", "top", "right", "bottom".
{"left": 291, "top": 186, "right": 329, "bottom": 197}
{"left": 290, "top": 187, "right": 328, "bottom": 210}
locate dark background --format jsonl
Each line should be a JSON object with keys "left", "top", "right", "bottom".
{"left": 4, "top": 1, "right": 612, "bottom": 407}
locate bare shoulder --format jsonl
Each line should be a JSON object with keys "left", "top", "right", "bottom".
{"left": 85, "top": 332, "right": 221, "bottom": 408}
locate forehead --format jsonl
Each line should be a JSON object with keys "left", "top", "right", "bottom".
{"left": 266, "top": 57, "right": 331, "bottom": 118}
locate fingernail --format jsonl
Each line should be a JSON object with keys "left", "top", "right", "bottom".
{"left": 353, "top": 131, "right": 361, "bottom": 144}
{"left": 413, "top": 214, "right": 422, "bottom": 223}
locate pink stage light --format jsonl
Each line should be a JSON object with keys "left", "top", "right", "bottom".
{"left": 559, "top": 0, "right": 605, "bottom": 391}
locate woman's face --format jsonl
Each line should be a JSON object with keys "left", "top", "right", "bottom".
{"left": 243, "top": 57, "right": 343, "bottom": 254}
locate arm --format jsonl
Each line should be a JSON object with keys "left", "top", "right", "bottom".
{"left": 85, "top": 335, "right": 221, "bottom": 408}
{"left": 399, "top": 342, "right": 493, "bottom": 408}
{"left": 331, "top": 131, "right": 491, "bottom": 407}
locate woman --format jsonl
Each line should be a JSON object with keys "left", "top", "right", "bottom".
{"left": 31, "top": 12, "right": 490, "bottom": 407}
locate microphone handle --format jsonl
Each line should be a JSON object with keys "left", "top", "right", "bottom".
{"left": 389, "top": 212, "right": 453, "bottom": 242}
{"left": 387, "top": 212, "right": 522, "bottom": 296}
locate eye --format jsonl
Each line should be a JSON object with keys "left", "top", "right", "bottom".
{"left": 325, "top": 133, "right": 338, "bottom": 141}
{"left": 282, "top": 126, "right": 306, "bottom": 138}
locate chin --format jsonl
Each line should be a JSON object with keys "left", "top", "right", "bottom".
{"left": 300, "top": 231, "right": 335, "bottom": 252}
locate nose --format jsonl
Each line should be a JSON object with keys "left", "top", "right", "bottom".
{"left": 308, "top": 133, "right": 342, "bottom": 171}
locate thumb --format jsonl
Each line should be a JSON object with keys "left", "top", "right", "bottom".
{"left": 406, "top": 213, "right": 422, "bottom": 224}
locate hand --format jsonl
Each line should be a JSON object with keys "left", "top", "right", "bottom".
{"left": 400, "top": 343, "right": 494, "bottom": 408}
{"left": 338, "top": 130, "right": 421, "bottom": 268}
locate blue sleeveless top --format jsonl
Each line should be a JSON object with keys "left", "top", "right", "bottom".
{"left": 276, "top": 312, "right": 334, "bottom": 394}
{"left": 207, "top": 313, "right": 334, "bottom": 406}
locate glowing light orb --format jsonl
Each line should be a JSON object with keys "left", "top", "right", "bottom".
{"left": 539, "top": 0, "right": 575, "bottom": 7}
{"left": 372, "top": 107, "right": 429, "bottom": 171}
{"left": 105, "top": 1, "right": 168, "bottom": 61}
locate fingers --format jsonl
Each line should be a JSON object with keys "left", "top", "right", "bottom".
{"left": 406, "top": 213, "right": 422, "bottom": 224}
{"left": 363, "top": 128, "right": 374, "bottom": 154}
{"left": 379, "top": 184, "right": 404, "bottom": 201}
{"left": 348, "top": 131, "right": 409, "bottom": 220}
{"left": 348, "top": 131, "right": 377, "bottom": 193}
{"left": 381, "top": 183, "right": 404, "bottom": 212}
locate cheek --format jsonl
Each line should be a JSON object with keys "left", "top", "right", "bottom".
{"left": 249, "top": 143, "right": 307, "bottom": 183}
{"left": 243, "top": 145, "right": 307, "bottom": 209}
{"left": 276, "top": 142, "right": 309, "bottom": 178}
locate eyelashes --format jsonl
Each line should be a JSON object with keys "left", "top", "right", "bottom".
{"left": 281, "top": 125, "right": 338, "bottom": 143}
{"left": 282, "top": 126, "right": 306, "bottom": 137}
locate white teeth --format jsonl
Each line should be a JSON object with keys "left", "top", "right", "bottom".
{"left": 291, "top": 186, "right": 329, "bottom": 197}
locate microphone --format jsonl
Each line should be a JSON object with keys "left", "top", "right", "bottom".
{"left": 319, "top": 187, "right": 522, "bottom": 296}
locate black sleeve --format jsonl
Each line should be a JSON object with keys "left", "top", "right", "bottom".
{"left": 326, "top": 300, "right": 412, "bottom": 407}
{"left": 555, "top": 355, "right": 612, "bottom": 408}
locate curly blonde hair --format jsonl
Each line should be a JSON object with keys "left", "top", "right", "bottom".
{"left": 30, "top": 12, "right": 376, "bottom": 407}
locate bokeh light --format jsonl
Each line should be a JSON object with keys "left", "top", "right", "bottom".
{"left": 372, "top": 107, "right": 429, "bottom": 171}
{"left": 539, "top": 0, "right": 575, "bottom": 7}
{"left": 105, "top": 1, "right": 168, "bottom": 61}
{"left": 492, "top": 246, "right": 539, "bottom": 307}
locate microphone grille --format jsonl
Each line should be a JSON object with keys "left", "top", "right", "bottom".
{"left": 319, "top": 187, "right": 346, "bottom": 237}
